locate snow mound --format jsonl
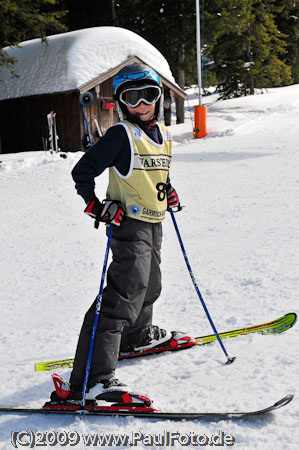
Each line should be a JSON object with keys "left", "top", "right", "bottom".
{"left": 0, "top": 27, "right": 175, "bottom": 100}
{"left": 0, "top": 150, "right": 79, "bottom": 171}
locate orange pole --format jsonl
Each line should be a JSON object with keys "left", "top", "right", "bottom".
{"left": 193, "top": 105, "right": 207, "bottom": 139}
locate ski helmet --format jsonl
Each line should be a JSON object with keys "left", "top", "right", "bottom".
{"left": 113, "top": 63, "right": 164, "bottom": 121}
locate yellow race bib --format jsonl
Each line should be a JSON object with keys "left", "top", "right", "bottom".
{"left": 107, "top": 120, "right": 172, "bottom": 223}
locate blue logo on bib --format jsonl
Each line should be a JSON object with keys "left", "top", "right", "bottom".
{"left": 130, "top": 205, "right": 141, "bottom": 215}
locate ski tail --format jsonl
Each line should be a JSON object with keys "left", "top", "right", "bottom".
{"left": 35, "top": 358, "right": 74, "bottom": 372}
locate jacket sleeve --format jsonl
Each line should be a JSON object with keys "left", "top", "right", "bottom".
{"left": 71, "top": 125, "right": 130, "bottom": 204}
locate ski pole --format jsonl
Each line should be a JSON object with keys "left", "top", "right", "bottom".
{"left": 186, "top": 96, "right": 194, "bottom": 129}
{"left": 79, "top": 91, "right": 95, "bottom": 147}
{"left": 82, "top": 106, "right": 93, "bottom": 146}
{"left": 170, "top": 209, "right": 236, "bottom": 365}
{"left": 81, "top": 224, "right": 114, "bottom": 406}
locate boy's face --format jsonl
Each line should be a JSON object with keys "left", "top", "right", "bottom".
{"left": 127, "top": 102, "right": 156, "bottom": 122}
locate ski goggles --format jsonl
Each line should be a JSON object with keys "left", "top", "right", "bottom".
{"left": 119, "top": 85, "right": 162, "bottom": 108}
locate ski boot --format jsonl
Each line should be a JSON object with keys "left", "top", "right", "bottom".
{"left": 119, "top": 325, "right": 197, "bottom": 359}
{"left": 43, "top": 373, "right": 156, "bottom": 412}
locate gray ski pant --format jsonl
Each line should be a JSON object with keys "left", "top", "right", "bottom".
{"left": 69, "top": 217, "right": 163, "bottom": 389}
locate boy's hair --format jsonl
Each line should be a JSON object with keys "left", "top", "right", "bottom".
{"left": 113, "top": 63, "right": 164, "bottom": 121}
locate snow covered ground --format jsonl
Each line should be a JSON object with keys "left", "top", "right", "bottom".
{"left": 1, "top": 84, "right": 299, "bottom": 449}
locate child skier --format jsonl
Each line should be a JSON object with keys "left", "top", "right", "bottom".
{"left": 50, "top": 63, "right": 196, "bottom": 407}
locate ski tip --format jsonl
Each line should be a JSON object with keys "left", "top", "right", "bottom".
{"left": 289, "top": 312, "right": 297, "bottom": 327}
{"left": 274, "top": 394, "right": 294, "bottom": 409}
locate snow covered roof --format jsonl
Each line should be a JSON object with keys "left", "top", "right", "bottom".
{"left": 0, "top": 27, "right": 180, "bottom": 101}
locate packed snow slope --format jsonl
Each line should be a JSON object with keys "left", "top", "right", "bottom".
{"left": 1, "top": 84, "right": 299, "bottom": 449}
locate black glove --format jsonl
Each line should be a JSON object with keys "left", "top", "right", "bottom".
{"left": 166, "top": 183, "right": 182, "bottom": 212}
{"left": 84, "top": 198, "right": 125, "bottom": 228}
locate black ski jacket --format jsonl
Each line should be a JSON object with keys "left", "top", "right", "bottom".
{"left": 71, "top": 120, "right": 162, "bottom": 204}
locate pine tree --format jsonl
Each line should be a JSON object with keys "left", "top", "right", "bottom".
{"left": 60, "top": 0, "right": 115, "bottom": 30}
{"left": 0, "top": 0, "right": 67, "bottom": 73}
{"left": 204, "top": 0, "right": 292, "bottom": 99}
{"left": 273, "top": 0, "right": 299, "bottom": 83}
{"left": 113, "top": 0, "right": 197, "bottom": 122}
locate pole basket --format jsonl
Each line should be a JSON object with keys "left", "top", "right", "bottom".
{"left": 193, "top": 105, "right": 207, "bottom": 139}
